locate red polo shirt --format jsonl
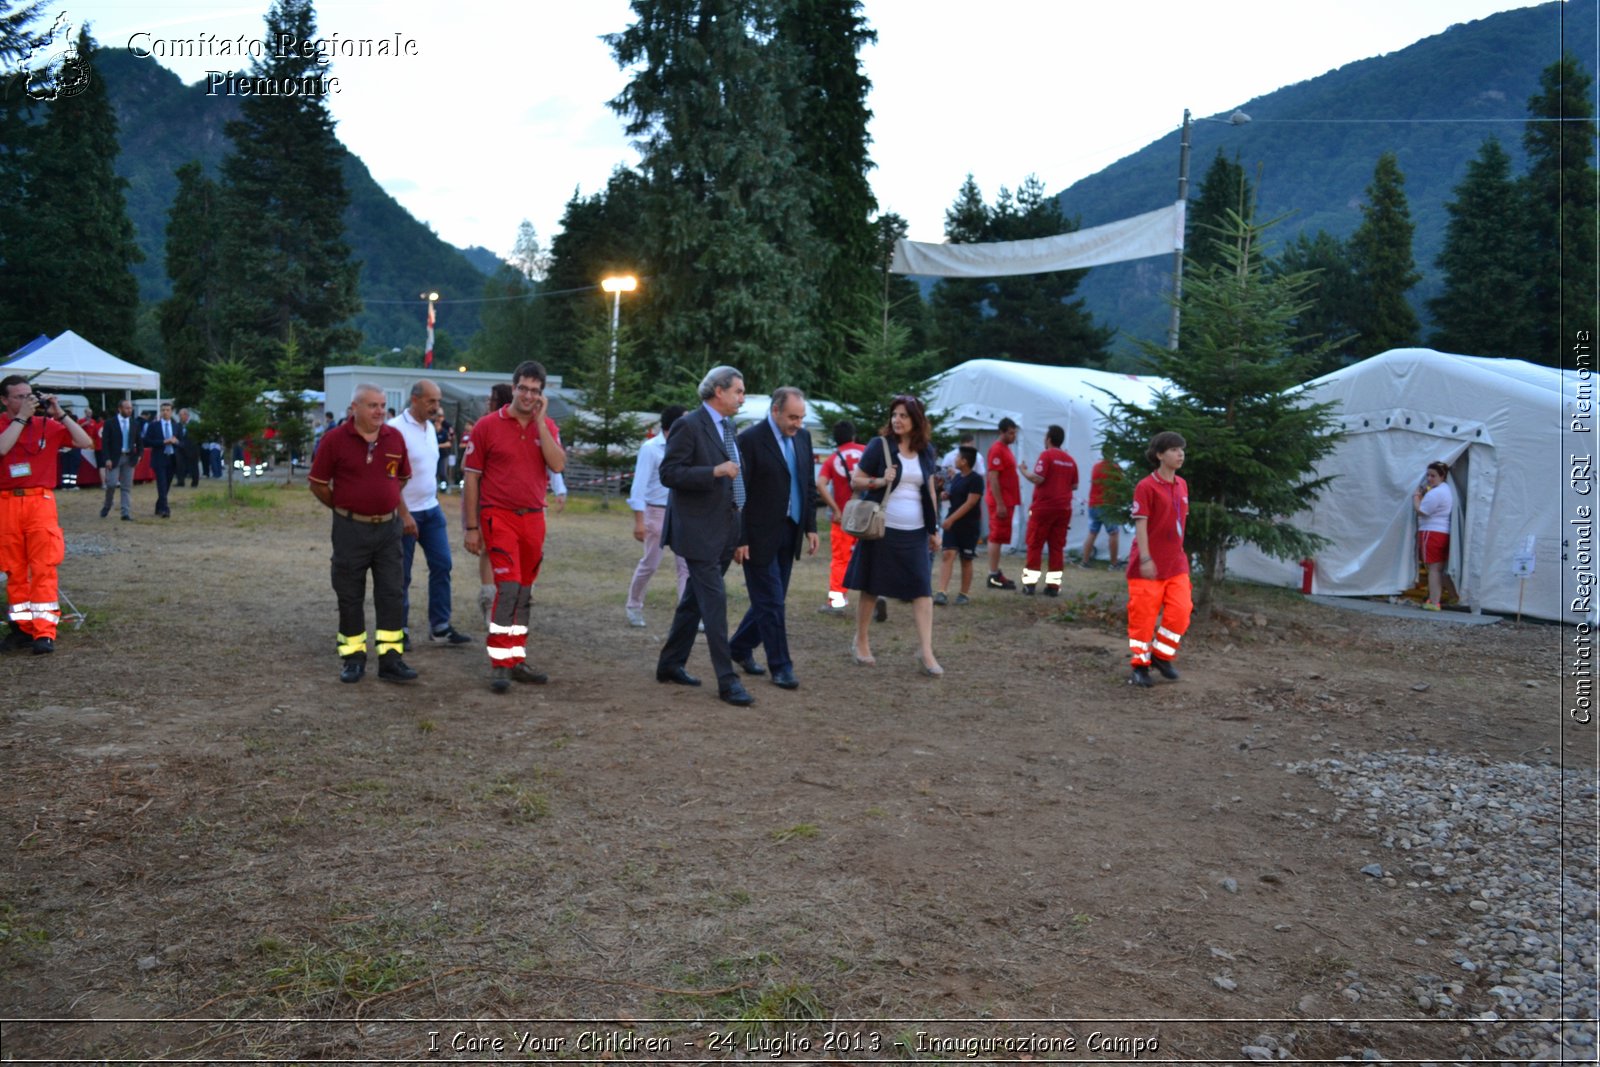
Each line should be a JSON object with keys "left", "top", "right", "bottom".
{"left": 463, "top": 406, "right": 561, "bottom": 511}
{"left": 308, "top": 420, "right": 410, "bottom": 515}
{"left": 0, "top": 417, "right": 68, "bottom": 490}
{"left": 1126, "top": 472, "right": 1189, "bottom": 580}
{"left": 826, "top": 441, "right": 866, "bottom": 518}
{"left": 1087, "top": 458, "right": 1121, "bottom": 507}
{"left": 987, "top": 439, "right": 1020, "bottom": 506}
{"left": 1030, "top": 448, "right": 1078, "bottom": 512}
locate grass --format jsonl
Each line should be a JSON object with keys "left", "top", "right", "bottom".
{"left": 769, "top": 823, "right": 819, "bottom": 843}
{"left": 659, "top": 953, "right": 823, "bottom": 1039}
{"left": 190, "top": 484, "right": 279, "bottom": 510}
{"left": 475, "top": 773, "right": 549, "bottom": 823}
{"left": 252, "top": 934, "right": 427, "bottom": 1009}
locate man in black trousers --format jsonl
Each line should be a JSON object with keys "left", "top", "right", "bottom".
{"left": 727, "top": 386, "right": 818, "bottom": 690}
{"left": 141, "top": 402, "right": 181, "bottom": 518}
{"left": 655, "top": 365, "right": 755, "bottom": 708}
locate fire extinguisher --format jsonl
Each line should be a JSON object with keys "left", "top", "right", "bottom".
{"left": 1300, "top": 558, "right": 1315, "bottom": 594}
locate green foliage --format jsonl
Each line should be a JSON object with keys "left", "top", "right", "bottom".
{"left": 1102, "top": 210, "right": 1343, "bottom": 609}
{"left": 471, "top": 222, "right": 551, "bottom": 374}
{"left": 201, "top": 358, "right": 267, "bottom": 500}
{"left": 1348, "top": 152, "right": 1420, "bottom": 356}
{"left": 158, "top": 161, "right": 223, "bottom": 407}
{"left": 1521, "top": 52, "right": 1598, "bottom": 365}
{"left": 270, "top": 332, "right": 314, "bottom": 482}
{"left": 1273, "top": 229, "right": 1363, "bottom": 376}
{"left": 1188, "top": 150, "right": 1254, "bottom": 276}
{"left": 607, "top": 0, "right": 821, "bottom": 391}
{"left": 563, "top": 320, "right": 646, "bottom": 508}
{"left": 929, "top": 174, "right": 1112, "bottom": 368}
{"left": 216, "top": 0, "right": 360, "bottom": 372}
{"left": 826, "top": 300, "right": 938, "bottom": 442}
{"left": 1428, "top": 139, "right": 1531, "bottom": 359}
{"left": 541, "top": 170, "right": 649, "bottom": 383}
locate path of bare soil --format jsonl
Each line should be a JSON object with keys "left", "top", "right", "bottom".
{"left": 0, "top": 478, "right": 1589, "bottom": 1062}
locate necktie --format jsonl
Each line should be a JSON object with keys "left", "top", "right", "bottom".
{"left": 721, "top": 418, "right": 746, "bottom": 508}
{"left": 782, "top": 434, "right": 801, "bottom": 523}
{"left": 163, "top": 420, "right": 173, "bottom": 453}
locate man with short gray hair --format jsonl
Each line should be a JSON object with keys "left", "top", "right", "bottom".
{"left": 390, "top": 379, "right": 471, "bottom": 647}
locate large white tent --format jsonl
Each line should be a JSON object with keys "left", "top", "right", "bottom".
{"left": 924, "top": 359, "right": 1173, "bottom": 549}
{"left": 1226, "top": 348, "right": 1577, "bottom": 622}
{"left": 0, "top": 331, "right": 160, "bottom": 393}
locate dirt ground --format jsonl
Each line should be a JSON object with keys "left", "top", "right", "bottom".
{"left": 0, "top": 475, "right": 1591, "bottom": 1063}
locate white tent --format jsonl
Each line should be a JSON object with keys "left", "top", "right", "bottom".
{"left": 1, "top": 330, "right": 160, "bottom": 393}
{"left": 1226, "top": 348, "right": 1577, "bottom": 622}
{"left": 924, "top": 359, "right": 1174, "bottom": 548}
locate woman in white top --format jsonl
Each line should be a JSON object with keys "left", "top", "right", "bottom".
{"left": 1413, "top": 460, "right": 1454, "bottom": 611}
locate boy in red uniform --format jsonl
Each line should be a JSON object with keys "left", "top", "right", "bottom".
{"left": 462, "top": 360, "right": 565, "bottom": 693}
{"left": 1080, "top": 443, "right": 1125, "bottom": 568}
{"left": 814, "top": 419, "right": 866, "bottom": 615}
{"left": 984, "top": 417, "right": 1021, "bottom": 589}
{"left": 1126, "top": 431, "right": 1191, "bottom": 687}
{"left": 0, "top": 375, "right": 95, "bottom": 654}
{"left": 1019, "top": 423, "right": 1078, "bottom": 596}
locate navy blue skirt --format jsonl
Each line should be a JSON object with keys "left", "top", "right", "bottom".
{"left": 844, "top": 525, "right": 932, "bottom": 600}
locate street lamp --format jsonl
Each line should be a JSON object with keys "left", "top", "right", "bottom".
{"left": 600, "top": 275, "right": 638, "bottom": 382}
{"left": 421, "top": 290, "right": 440, "bottom": 368}
{"left": 1168, "top": 109, "right": 1251, "bottom": 350}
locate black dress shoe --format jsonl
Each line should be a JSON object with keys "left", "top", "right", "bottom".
{"left": 735, "top": 654, "right": 766, "bottom": 676}
{"left": 769, "top": 667, "right": 798, "bottom": 690}
{"left": 718, "top": 681, "right": 755, "bottom": 707}
{"left": 656, "top": 665, "right": 701, "bottom": 687}
{"left": 510, "top": 662, "right": 548, "bottom": 684}
{"left": 31, "top": 636, "right": 54, "bottom": 655}
{"left": 377, "top": 651, "right": 417, "bottom": 682}
{"left": 1151, "top": 657, "right": 1180, "bottom": 681}
{"left": 339, "top": 654, "right": 365, "bottom": 683}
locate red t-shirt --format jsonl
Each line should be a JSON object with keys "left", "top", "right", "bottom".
{"left": 1030, "top": 448, "right": 1078, "bottom": 512}
{"left": 308, "top": 420, "right": 410, "bottom": 515}
{"left": 986, "top": 439, "right": 1020, "bottom": 506}
{"left": 1087, "top": 458, "right": 1122, "bottom": 507}
{"left": 0, "top": 417, "right": 68, "bottom": 490}
{"left": 1126, "top": 472, "right": 1189, "bottom": 580}
{"left": 825, "top": 442, "right": 866, "bottom": 520}
{"left": 463, "top": 406, "right": 562, "bottom": 511}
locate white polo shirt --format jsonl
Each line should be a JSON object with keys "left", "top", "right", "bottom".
{"left": 388, "top": 408, "right": 440, "bottom": 514}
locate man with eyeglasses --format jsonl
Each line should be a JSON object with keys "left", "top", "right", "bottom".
{"left": 461, "top": 361, "right": 566, "bottom": 694}
{"left": 308, "top": 383, "right": 419, "bottom": 684}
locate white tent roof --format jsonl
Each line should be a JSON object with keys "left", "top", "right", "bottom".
{"left": 1227, "top": 348, "right": 1576, "bottom": 622}
{"left": 1, "top": 331, "right": 160, "bottom": 393}
{"left": 925, "top": 359, "right": 1173, "bottom": 546}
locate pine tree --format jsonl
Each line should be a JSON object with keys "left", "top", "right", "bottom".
{"left": 270, "top": 331, "right": 314, "bottom": 482}
{"left": 872, "top": 211, "right": 935, "bottom": 358}
{"left": 608, "top": 0, "right": 821, "bottom": 392}
{"left": 1348, "top": 152, "right": 1420, "bottom": 357}
{"left": 540, "top": 170, "right": 650, "bottom": 383}
{"left": 1522, "top": 53, "right": 1598, "bottom": 366}
{"left": 1274, "top": 229, "right": 1362, "bottom": 375}
{"left": 563, "top": 320, "right": 646, "bottom": 509}
{"left": 1187, "top": 150, "right": 1253, "bottom": 276}
{"left": 1428, "top": 139, "right": 1531, "bottom": 359}
{"left": 159, "top": 161, "right": 224, "bottom": 407}
{"left": 472, "top": 221, "right": 549, "bottom": 375}
{"left": 218, "top": 0, "right": 361, "bottom": 373}
{"left": 927, "top": 175, "right": 991, "bottom": 365}
{"left": 777, "top": 0, "right": 877, "bottom": 395}
{"left": 202, "top": 358, "right": 267, "bottom": 500}
{"left": 1101, "top": 210, "right": 1342, "bottom": 610}
{"left": 5, "top": 28, "right": 142, "bottom": 355}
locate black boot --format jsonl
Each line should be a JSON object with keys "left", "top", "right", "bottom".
{"left": 378, "top": 651, "right": 417, "bottom": 682}
{"left": 1128, "top": 665, "right": 1153, "bottom": 688}
{"left": 1151, "top": 657, "right": 1180, "bottom": 681}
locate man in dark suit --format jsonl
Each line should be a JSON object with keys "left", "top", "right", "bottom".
{"left": 655, "top": 365, "right": 755, "bottom": 707}
{"left": 727, "top": 387, "right": 818, "bottom": 690}
{"left": 97, "top": 398, "right": 142, "bottom": 520}
{"left": 142, "top": 401, "right": 181, "bottom": 517}
{"left": 177, "top": 408, "right": 202, "bottom": 486}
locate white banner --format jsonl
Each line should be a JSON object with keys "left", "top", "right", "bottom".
{"left": 891, "top": 201, "right": 1185, "bottom": 278}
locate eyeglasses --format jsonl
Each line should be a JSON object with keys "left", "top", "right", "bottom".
{"left": 513, "top": 384, "right": 544, "bottom": 396}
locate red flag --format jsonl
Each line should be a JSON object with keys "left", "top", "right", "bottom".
{"left": 424, "top": 300, "right": 436, "bottom": 368}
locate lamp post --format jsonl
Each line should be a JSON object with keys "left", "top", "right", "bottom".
{"left": 1168, "top": 110, "right": 1250, "bottom": 351}
{"left": 421, "top": 290, "right": 440, "bottom": 368}
{"left": 600, "top": 275, "right": 638, "bottom": 383}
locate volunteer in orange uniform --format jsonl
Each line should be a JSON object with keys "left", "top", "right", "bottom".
{"left": 461, "top": 360, "right": 565, "bottom": 694}
{"left": 0, "top": 375, "right": 94, "bottom": 654}
{"left": 815, "top": 419, "right": 866, "bottom": 615}
{"left": 1019, "top": 423, "right": 1078, "bottom": 597}
{"left": 308, "top": 384, "right": 418, "bottom": 685}
{"left": 1126, "top": 431, "right": 1191, "bottom": 688}
{"left": 984, "top": 417, "right": 1021, "bottom": 589}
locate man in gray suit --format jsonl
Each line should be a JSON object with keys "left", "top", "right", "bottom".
{"left": 654, "top": 366, "right": 755, "bottom": 707}
{"left": 97, "top": 399, "right": 141, "bottom": 521}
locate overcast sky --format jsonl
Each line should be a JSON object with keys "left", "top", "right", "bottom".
{"left": 40, "top": 0, "right": 1542, "bottom": 262}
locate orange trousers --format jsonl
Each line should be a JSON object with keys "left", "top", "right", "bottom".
{"left": 1126, "top": 573, "right": 1191, "bottom": 667}
{"left": 0, "top": 491, "right": 65, "bottom": 640}
{"left": 828, "top": 522, "right": 857, "bottom": 602}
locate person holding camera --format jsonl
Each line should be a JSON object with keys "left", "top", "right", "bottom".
{"left": 0, "top": 375, "right": 94, "bottom": 654}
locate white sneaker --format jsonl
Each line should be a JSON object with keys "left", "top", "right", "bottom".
{"left": 626, "top": 607, "right": 646, "bottom": 627}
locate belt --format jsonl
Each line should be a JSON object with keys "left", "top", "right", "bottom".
{"left": 8, "top": 487, "right": 48, "bottom": 497}
{"left": 333, "top": 507, "right": 396, "bottom": 524}
{"left": 485, "top": 505, "right": 543, "bottom": 515}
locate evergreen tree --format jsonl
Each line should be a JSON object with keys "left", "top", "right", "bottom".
{"left": 218, "top": 0, "right": 361, "bottom": 373}
{"left": 830, "top": 312, "right": 937, "bottom": 442}
{"left": 159, "top": 161, "right": 224, "bottom": 407}
{"left": 1274, "top": 229, "right": 1362, "bottom": 375}
{"left": 1187, "top": 150, "right": 1253, "bottom": 276}
{"left": 541, "top": 170, "right": 650, "bottom": 383}
{"left": 270, "top": 329, "right": 314, "bottom": 481}
{"left": 777, "top": 0, "right": 877, "bottom": 395}
{"left": 1101, "top": 210, "right": 1342, "bottom": 610}
{"left": 201, "top": 358, "right": 267, "bottom": 500}
{"left": 929, "top": 174, "right": 1112, "bottom": 368}
{"left": 608, "top": 0, "right": 821, "bottom": 392}
{"left": 1348, "top": 152, "right": 1420, "bottom": 357}
{"left": 1428, "top": 139, "right": 1531, "bottom": 359}
{"left": 563, "top": 320, "right": 646, "bottom": 509}
{"left": 3, "top": 28, "right": 141, "bottom": 355}
{"left": 872, "top": 211, "right": 934, "bottom": 358}
{"left": 472, "top": 222, "right": 550, "bottom": 375}
{"left": 1522, "top": 53, "right": 1598, "bottom": 366}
